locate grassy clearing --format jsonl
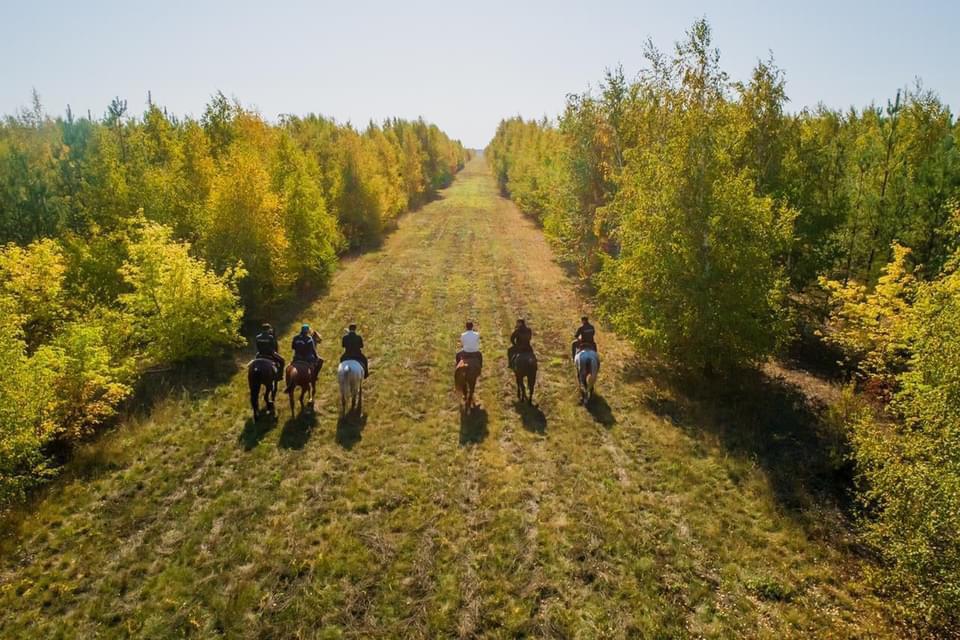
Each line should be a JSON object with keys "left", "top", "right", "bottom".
{"left": 0, "top": 158, "right": 899, "bottom": 638}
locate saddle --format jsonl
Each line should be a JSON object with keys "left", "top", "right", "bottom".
{"left": 292, "top": 358, "right": 317, "bottom": 375}
{"left": 251, "top": 357, "right": 281, "bottom": 380}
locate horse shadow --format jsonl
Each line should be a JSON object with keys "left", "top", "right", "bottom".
{"left": 239, "top": 414, "right": 278, "bottom": 451}
{"left": 278, "top": 410, "right": 317, "bottom": 450}
{"left": 336, "top": 411, "right": 367, "bottom": 450}
{"left": 514, "top": 401, "right": 547, "bottom": 434}
{"left": 459, "top": 407, "right": 489, "bottom": 445}
{"left": 586, "top": 393, "right": 616, "bottom": 427}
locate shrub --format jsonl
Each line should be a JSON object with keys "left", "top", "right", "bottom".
{"left": 120, "top": 222, "right": 245, "bottom": 365}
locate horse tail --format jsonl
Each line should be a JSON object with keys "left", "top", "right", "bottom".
{"left": 248, "top": 367, "right": 260, "bottom": 402}
{"left": 585, "top": 355, "right": 597, "bottom": 390}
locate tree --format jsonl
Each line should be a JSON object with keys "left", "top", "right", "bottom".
{"left": 121, "top": 223, "right": 245, "bottom": 365}
{"left": 204, "top": 143, "right": 291, "bottom": 309}
{"left": 597, "top": 20, "right": 793, "bottom": 372}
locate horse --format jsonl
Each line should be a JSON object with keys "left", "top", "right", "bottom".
{"left": 337, "top": 359, "right": 365, "bottom": 417}
{"left": 513, "top": 351, "right": 538, "bottom": 404}
{"left": 248, "top": 358, "right": 278, "bottom": 419}
{"left": 575, "top": 349, "right": 600, "bottom": 405}
{"left": 455, "top": 356, "right": 482, "bottom": 413}
{"left": 285, "top": 360, "right": 318, "bottom": 415}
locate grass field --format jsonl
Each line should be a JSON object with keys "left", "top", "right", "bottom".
{"left": 0, "top": 158, "right": 900, "bottom": 638}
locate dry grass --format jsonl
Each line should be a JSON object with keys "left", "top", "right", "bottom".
{"left": 0, "top": 158, "right": 901, "bottom": 638}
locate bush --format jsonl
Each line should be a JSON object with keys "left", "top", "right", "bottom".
{"left": 121, "top": 222, "right": 246, "bottom": 366}
{"left": 849, "top": 246, "right": 960, "bottom": 628}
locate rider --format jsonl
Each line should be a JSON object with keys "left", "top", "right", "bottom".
{"left": 507, "top": 318, "right": 533, "bottom": 370}
{"left": 456, "top": 321, "right": 483, "bottom": 367}
{"left": 255, "top": 323, "right": 284, "bottom": 382}
{"left": 340, "top": 323, "right": 370, "bottom": 378}
{"left": 572, "top": 315, "right": 597, "bottom": 359}
{"left": 291, "top": 323, "right": 322, "bottom": 383}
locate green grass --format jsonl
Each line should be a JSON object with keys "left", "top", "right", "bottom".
{"left": 0, "top": 158, "right": 899, "bottom": 638}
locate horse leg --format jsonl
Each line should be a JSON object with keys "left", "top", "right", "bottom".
{"left": 250, "top": 382, "right": 260, "bottom": 420}
{"left": 528, "top": 371, "right": 536, "bottom": 404}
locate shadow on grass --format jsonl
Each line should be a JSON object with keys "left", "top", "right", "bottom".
{"left": 126, "top": 356, "right": 238, "bottom": 419}
{"left": 336, "top": 411, "right": 367, "bottom": 450}
{"left": 240, "top": 414, "right": 279, "bottom": 451}
{"left": 278, "top": 410, "right": 317, "bottom": 450}
{"left": 514, "top": 401, "right": 547, "bottom": 434}
{"left": 459, "top": 407, "right": 489, "bottom": 445}
{"left": 586, "top": 393, "right": 616, "bottom": 427}
{"left": 645, "top": 367, "right": 857, "bottom": 542}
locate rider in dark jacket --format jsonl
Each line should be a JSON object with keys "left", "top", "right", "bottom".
{"left": 340, "top": 323, "right": 369, "bottom": 378}
{"left": 291, "top": 324, "right": 323, "bottom": 381}
{"left": 255, "top": 323, "right": 284, "bottom": 380}
{"left": 507, "top": 318, "right": 533, "bottom": 369}
{"left": 572, "top": 316, "right": 597, "bottom": 359}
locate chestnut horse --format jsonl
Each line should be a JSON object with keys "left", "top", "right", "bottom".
{"left": 284, "top": 331, "right": 323, "bottom": 414}
{"left": 455, "top": 357, "right": 482, "bottom": 413}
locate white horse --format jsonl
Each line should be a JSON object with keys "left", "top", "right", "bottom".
{"left": 337, "top": 359, "right": 365, "bottom": 417}
{"left": 574, "top": 349, "right": 600, "bottom": 405}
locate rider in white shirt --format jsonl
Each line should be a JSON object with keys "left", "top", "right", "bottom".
{"left": 457, "top": 321, "right": 483, "bottom": 366}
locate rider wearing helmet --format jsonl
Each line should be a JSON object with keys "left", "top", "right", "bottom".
{"left": 340, "top": 323, "right": 369, "bottom": 378}
{"left": 572, "top": 315, "right": 597, "bottom": 359}
{"left": 254, "top": 323, "right": 284, "bottom": 383}
{"left": 507, "top": 318, "right": 533, "bottom": 370}
{"left": 291, "top": 323, "right": 323, "bottom": 382}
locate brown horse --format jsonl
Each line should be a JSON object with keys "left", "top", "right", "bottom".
{"left": 513, "top": 351, "right": 537, "bottom": 404}
{"left": 248, "top": 358, "right": 278, "bottom": 419}
{"left": 284, "top": 331, "right": 322, "bottom": 414}
{"left": 455, "top": 357, "right": 482, "bottom": 412}
{"left": 285, "top": 358, "right": 320, "bottom": 414}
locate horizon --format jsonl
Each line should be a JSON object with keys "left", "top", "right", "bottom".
{"left": 3, "top": 0, "right": 958, "bottom": 148}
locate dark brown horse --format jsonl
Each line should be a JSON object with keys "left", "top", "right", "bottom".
{"left": 248, "top": 358, "right": 278, "bottom": 419}
{"left": 513, "top": 351, "right": 538, "bottom": 404}
{"left": 454, "top": 357, "right": 482, "bottom": 413}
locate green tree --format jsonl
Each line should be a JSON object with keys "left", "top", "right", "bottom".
{"left": 121, "top": 223, "right": 245, "bottom": 365}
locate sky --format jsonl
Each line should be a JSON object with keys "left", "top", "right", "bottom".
{"left": 2, "top": 0, "right": 957, "bottom": 148}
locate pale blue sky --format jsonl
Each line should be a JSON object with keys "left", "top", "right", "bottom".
{"left": 2, "top": 0, "right": 957, "bottom": 148}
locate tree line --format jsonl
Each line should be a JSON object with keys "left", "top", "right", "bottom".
{"left": 0, "top": 91, "right": 467, "bottom": 510}
{"left": 486, "top": 19, "right": 960, "bottom": 630}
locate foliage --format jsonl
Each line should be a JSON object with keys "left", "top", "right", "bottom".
{"left": 846, "top": 238, "right": 960, "bottom": 627}
{"left": 819, "top": 243, "right": 917, "bottom": 385}
{"left": 121, "top": 223, "right": 245, "bottom": 365}
{"left": 0, "top": 238, "right": 67, "bottom": 348}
